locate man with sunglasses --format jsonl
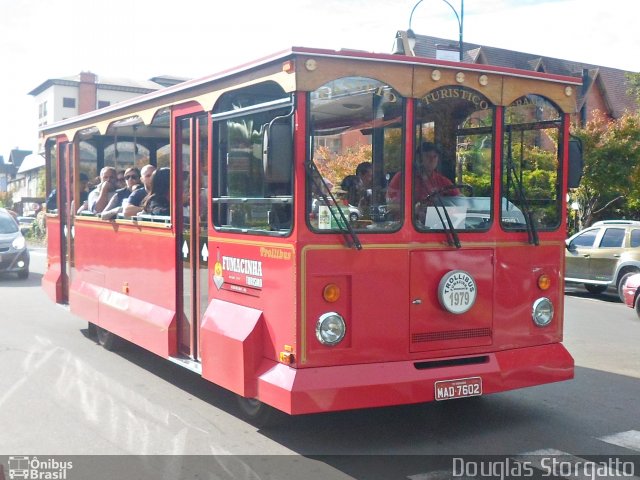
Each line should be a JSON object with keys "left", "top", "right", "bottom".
{"left": 123, "top": 164, "right": 156, "bottom": 219}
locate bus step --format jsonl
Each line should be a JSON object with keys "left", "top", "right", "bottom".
{"left": 168, "top": 355, "right": 202, "bottom": 374}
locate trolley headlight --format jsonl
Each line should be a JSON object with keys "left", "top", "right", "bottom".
{"left": 532, "top": 297, "right": 554, "bottom": 327}
{"left": 12, "top": 236, "right": 26, "bottom": 250}
{"left": 316, "top": 312, "right": 346, "bottom": 346}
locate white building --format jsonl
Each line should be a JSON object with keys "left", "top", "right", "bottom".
{"left": 29, "top": 72, "right": 186, "bottom": 152}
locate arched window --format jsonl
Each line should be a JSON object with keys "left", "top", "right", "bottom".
{"left": 414, "top": 86, "right": 495, "bottom": 231}
{"left": 503, "top": 95, "right": 562, "bottom": 231}
{"left": 307, "top": 76, "right": 404, "bottom": 233}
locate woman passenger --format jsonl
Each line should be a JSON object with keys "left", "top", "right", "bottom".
{"left": 141, "top": 167, "right": 171, "bottom": 216}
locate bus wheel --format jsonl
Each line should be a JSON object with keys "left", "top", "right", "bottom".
{"left": 236, "top": 396, "right": 278, "bottom": 427}
{"left": 95, "top": 326, "right": 121, "bottom": 351}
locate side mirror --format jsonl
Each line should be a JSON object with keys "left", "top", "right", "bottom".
{"left": 567, "top": 136, "right": 583, "bottom": 188}
{"left": 263, "top": 121, "right": 293, "bottom": 184}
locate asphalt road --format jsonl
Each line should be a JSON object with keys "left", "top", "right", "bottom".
{"left": 0, "top": 247, "right": 638, "bottom": 479}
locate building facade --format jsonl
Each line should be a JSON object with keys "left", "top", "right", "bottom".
{"left": 28, "top": 72, "right": 183, "bottom": 136}
{"left": 397, "top": 33, "right": 638, "bottom": 124}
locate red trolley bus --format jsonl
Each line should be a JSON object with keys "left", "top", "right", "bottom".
{"left": 42, "top": 47, "right": 582, "bottom": 423}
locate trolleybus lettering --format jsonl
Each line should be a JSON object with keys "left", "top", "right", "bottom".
{"left": 259, "top": 247, "right": 292, "bottom": 260}
{"left": 422, "top": 87, "right": 489, "bottom": 110}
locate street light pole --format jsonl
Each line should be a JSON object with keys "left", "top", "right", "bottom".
{"left": 408, "top": 0, "right": 464, "bottom": 61}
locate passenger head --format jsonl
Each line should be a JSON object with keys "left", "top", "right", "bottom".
{"left": 416, "top": 142, "right": 441, "bottom": 175}
{"left": 355, "top": 162, "right": 373, "bottom": 185}
{"left": 124, "top": 167, "right": 141, "bottom": 189}
{"left": 100, "top": 167, "right": 118, "bottom": 187}
{"left": 79, "top": 172, "right": 89, "bottom": 188}
{"left": 151, "top": 168, "right": 171, "bottom": 200}
{"left": 116, "top": 169, "right": 126, "bottom": 188}
{"left": 140, "top": 164, "right": 156, "bottom": 190}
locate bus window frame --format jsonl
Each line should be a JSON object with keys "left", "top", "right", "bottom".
{"left": 211, "top": 91, "right": 295, "bottom": 237}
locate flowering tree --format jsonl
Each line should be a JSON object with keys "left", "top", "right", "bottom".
{"left": 313, "top": 144, "right": 373, "bottom": 187}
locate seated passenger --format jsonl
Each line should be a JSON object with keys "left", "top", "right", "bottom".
{"left": 140, "top": 167, "right": 170, "bottom": 217}
{"left": 100, "top": 167, "right": 143, "bottom": 219}
{"left": 116, "top": 169, "right": 126, "bottom": 190}
{"left": 123, "top": 164, "right": 156, "bottom": 218}
{"left": 86, "top": 167, "right": 118, "bottom": 214}
{"left": 341, "top": 161, "right": 372, "bottom": 207}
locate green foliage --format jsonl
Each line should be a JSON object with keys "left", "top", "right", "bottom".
{"left": 626, "top": 72, "right": 640, "bottom": 107}
{"left": 571, "top": 111, "right": 640, "bottom": 226}
{"left": 0, "top": 192, "right": 11, "bottom": 208}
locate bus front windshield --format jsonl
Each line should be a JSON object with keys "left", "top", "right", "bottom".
{"left": 414, "top": 86, "right": 495, "bottom": 232}
{"left": 307, "top": 76, "right": 404, "bottom": 233}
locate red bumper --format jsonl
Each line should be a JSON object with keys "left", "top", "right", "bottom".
{"left": 256, "top": 343, "right": 574, "bottom": 415}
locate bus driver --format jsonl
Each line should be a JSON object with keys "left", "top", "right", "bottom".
{"left": 387, "top": 142, "right": 459, "bottom": 219}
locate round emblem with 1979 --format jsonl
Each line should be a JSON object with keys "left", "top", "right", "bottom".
{"left": 438, "top": 270, "right": 477, "bottom": 314}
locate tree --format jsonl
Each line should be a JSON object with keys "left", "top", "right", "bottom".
{"left": 313, "top": 144, "right": 372, "bottom": 187}
{"left": 626, "top": 72, "right": 640, "bottom": 107}
{"left": 571, "top": 111, "right": 640, "bottom": 227}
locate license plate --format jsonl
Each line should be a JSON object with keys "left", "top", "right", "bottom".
{"left": 435, "top": 377, "right": 482, "bottom": 401}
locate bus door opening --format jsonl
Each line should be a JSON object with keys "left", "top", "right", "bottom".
{"left": 175, "top": 113, "right": 209, "bottom": 361}
{"left": 59, "top": 141, "right": 71, "bottom": 304}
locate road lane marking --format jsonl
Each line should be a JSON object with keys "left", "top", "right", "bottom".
{"left": 599, "top": 430, "right": 640, "bottom": 452}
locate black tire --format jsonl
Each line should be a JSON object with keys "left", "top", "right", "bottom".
{"left": 635, "top": 295, "right": 640, "bottom": 320}
{"left": 617, "top": 271, "right": 639, "bottom": 303}
{"left": 95, "top": 326, "right": 121, "bottom": 351}
{"left": 236, "top": 396, "right": 280, "bottom": 427}
{"left": 17, "top": 269, "right": 29, "bottom": 280}
{"left": 584, "top": 284, "right": 607, "bottom": 295}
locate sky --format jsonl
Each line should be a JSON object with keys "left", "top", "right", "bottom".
{"left": 1, "top": 0, "right": 638, "bottom": 160}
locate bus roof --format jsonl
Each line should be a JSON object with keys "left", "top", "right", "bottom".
{"left": 40, "top": 46, "right": 582, "bottom": 140}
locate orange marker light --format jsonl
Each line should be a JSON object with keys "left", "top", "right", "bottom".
{"left": 282, "top": 60, "right": 294, "bottom": 73}
{"left": 323, "top": 283, "right": 341, "bottom": 303}
{"left": 279, "top": 345, "right": 295, "bottom": 365}
{"left": 537, "top": 274, "right": 551, "bottom": 290}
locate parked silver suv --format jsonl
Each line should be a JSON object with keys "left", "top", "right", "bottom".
{"left": 565, "top": 220, "right": 640, "bottom": 301}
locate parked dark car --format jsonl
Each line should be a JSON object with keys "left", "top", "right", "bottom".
{"left": 0, "top": 208, "right": 30, "bottom": 279}
{"left": 565, "top": 220, "right": 640, "bottom": 301}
